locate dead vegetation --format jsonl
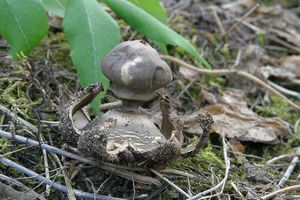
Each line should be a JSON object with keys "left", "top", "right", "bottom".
{"left": 0, "top": 0, "right": 300, "bottom": 199}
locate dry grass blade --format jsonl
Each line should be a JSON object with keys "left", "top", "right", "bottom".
{"left": 226, "top": 3, "right": 260, "bottom": 34}
{"left": 188, "top": 136, "right": 230, "bottom": 200}
{"left": 260, "top": 184, "right": 300, "bottom": 200}
{"left": 150, "top": 168, "right": 191, "bottom": 198}
{"left": 52, "top": 153, "right": 76, "bottom": 200}
{"left": 0, "top": 104, "right": 38, "bottom": 133}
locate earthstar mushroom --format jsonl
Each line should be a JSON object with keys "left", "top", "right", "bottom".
{"left": 59, "top": 40, "right": 213, "bottom": 165}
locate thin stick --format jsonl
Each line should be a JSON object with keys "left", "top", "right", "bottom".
{"left": 100, "top": 101, "right": 122, "bottom": 110}
{"left": 0, "top": 130, "right": 160, "bottom": 186}
{"left": 160, "top": 168, "right": 197, "bottom": 178}
{"left": 268, "top": 35, "right": 300, "bottom": 54}
{"left": 266, "top": 154, "right": 295, "bottom": 165}
{"left": 268, "top": 81, "right": 300, "bottom": 99}
{"left": 42, "top": 148, "right": 51, "bottom": 197}
{"left": 278, "top": 156, "right": 299, "bottom": 187}
{"left": 0, "top": 104, "right": 38, "bottom": 133}
{"left": 161, "top": 55, "right": 300, "bottom": 111}
{"left": 188, "top": 136, "right": 230, "bottom": 200}
{"left": 0, "top": 156, "right": 124, "bottom": 200}
{"left": 52, "top": 153, "right": 76, "bottom": 200}
{"left": 260, "top": 184, "right": 300, "bottom": 200}
{"left": 150, "top": 168, "right": 191, "bottom": 198}
{"left": 230, "top": 181, "right": 245, "bottom": 200}
{"left": 227, "top": 3, "right": 260, "bottom": 34}
{"left": 210, "top": 6, "right": 225, "bottom": 36}
{"left": 38, "top": 135, "right": 51, "bottom": 198}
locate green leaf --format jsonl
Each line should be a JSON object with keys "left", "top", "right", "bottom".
{"left": 128, "top": 0, "right": 168, "bottom": 25}
{"left": 0, "top": 0, "right": 49, "bottom": 58}
{"left": 104, "top": 0, "right": 211, "bottom": 68}
{"left": 129, "top": 0, "right": 168, "bottom": 54}
{"left": 63, "top": 0, "right": 120, "bottom": 114}
{"left": 42, "top": 0, "right": 67, "bottom": 17}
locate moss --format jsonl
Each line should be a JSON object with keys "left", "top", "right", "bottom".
{"left": 161, "top": 188, "right": 179, "bottom": 199}
{"left": 163, "top": 144, "right": 225, "bottom": 192}
{"left": 257, "top": 95, "right": 300, "bottom": 124}
{"left": 0, "top": 138, "right": 11, "bottom": 154}
{"left": 33, "top": 33, "right": 73, "bottom": 70}
{"left": 0, "top": 77, "right": 43, "bottom": 120}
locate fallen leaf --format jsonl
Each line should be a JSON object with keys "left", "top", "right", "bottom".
{"left": 184, "top": 88, "right": 290, "bottom": 143}
{"left": 229, "top": 138, "right": 245, "bottom": 153}
{"left": 258, "top": 65, "right": 299, "bottom": 83}
{"left": 280, "top": 56, "right": 300, "bottom": 77}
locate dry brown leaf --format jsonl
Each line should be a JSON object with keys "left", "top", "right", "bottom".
{"left": 229, "top": 139, "right": 245, "bottom": 153}
{"left": 184, "top": 88, "right": 290, "bottom": 143}
{"left": 270, "top": 28, "right": 300, "bottom": 48}
{"left": 258, "top": 65, "right": 297, "bottom": 81}
{"left": 257, "top": 56, "right": 300, "bottom": 85}
{"left": 280, "top": 56, "right": 300, "bottom": 77}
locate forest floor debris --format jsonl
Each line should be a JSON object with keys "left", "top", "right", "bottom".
{"left": 1, "top": 0, "right": 300, "bottom": 199}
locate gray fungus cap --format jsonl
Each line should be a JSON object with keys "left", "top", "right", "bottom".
{"left": 101, "top": 40, "right": 172, "bottom": 101}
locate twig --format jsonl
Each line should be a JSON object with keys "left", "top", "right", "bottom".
{"left": 52, "top": 153, "right": 76, "bottom": 200}
{"left": 260, "top": 184, "right": 300, "bottom": 200}
{"left": 268, "top": 81, "right": 300, "bottom": 100}
{"left": 188, "top": 136, "right": 230, "bottom": 200}
{"left": 0, "top": 145, "right": 33, "bottom": 158}
{"left": 160, "top": 168, "right": 197, "bottom": 178}
{"left": 42, "top": 149, "right": 51, "bottom": 197}
{"left": 0, "top": 104, "right": 38, "bottom": 133}
{"left": 150, "top": 168, "right": 191, "bottom": 198}
{"left": 268, "top": 35, "right": 300, "bottom": 54}
{"left": 210, "top": 6, "right": 225, "bottom": 36}
{"left": 160, "top": 55, "right": 300, "bottom": 111}
{"left": 278, "top": 156, "right": 299, "bottom": 187}
{"left": 266, "top": 154, "right": 296, "bottom": 165}
{"left": 230, "top": 181, "right": 245, "bottom": 200}
{"left": 0, "top": 130, "right": 160, "bottom": 186}
{"left": 38, "top": 135, "right": 51, "bottom": 197}
{"left": 0, "top": 156, "right": 124, "bottom": 200}
{"left": 232, "top": 49, "right": 242, "bottom": 69}
{"left": 100, "top": 101, "right": 122, "bottom": 110}
{"left": 176, "top": 78, "right": 198, "bottom": 100}
{"left": 227, "top": 3, "right": 260, "bottom": 34}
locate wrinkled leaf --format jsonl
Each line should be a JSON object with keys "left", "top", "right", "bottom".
{"left": 280, "top": 56, "right": 300, "bottom": 77}
{"left": 0, "top": 0, "right": 48, "bottom": 57}
{"left": 63, "top": 0, "right": 120, "bottom": 114}
{"left": 104, "top": 0, "right": 211, "bottom": 68}
{"left": 43, "top": 0, "right": 67, "bottom": 17}
{"left": 185, "top": 89, "right": 290, "bottom": 143}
